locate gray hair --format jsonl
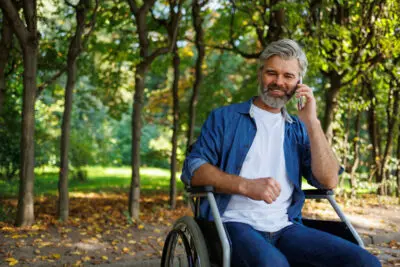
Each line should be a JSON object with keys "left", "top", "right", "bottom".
{"left": 259, "top": 39, "right": 308, "bottom": 78}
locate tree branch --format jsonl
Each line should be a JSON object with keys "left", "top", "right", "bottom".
{"left": 65, "top": 0, "right": 77, "bottom": 8}
{"left": 142, "top": 0, "right": 156, "bottom": 13}
{"left": 126, "top": 0, "right": 138, "bottom": 15}
{"left": 146, "top": 47, "right": 170, "bottom": 63}
{"left": 150, "top": 8, "right": 168, "bottom": 27}
{"left": 227, "top": 1, "right": 260, "bottom": 59}
{"left": 0, "top": 0, "right": 28, "bottom": 45}
{"left": 81, "top": 0, "right": 99, "bottom": 47}
{"left": 199, "top": 0, "right": 209, "bottom": 8}
{"left": 168, "top": 0, "right": 183, "bottom": 50}
{"left": 22, "top": 0, "right": 37, "bottom": 34}
{"left": 36, "top": 67, "right": 68, "bottom": 98}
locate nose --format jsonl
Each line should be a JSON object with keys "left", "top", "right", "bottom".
{"left": 275, "top": 75, "right": 285, "bottom": 87}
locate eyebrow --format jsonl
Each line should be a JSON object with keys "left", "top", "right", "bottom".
{"left": 265, "top": 68, "right": 297, "bottom": 77}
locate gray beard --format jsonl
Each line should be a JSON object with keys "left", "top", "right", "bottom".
{"left": 258, "top": 84, "right": 290, "bottom": 109}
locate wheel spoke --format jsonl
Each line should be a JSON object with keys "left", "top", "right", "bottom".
{"left": 161, "top": 216, "right": 210, "bottom": 267}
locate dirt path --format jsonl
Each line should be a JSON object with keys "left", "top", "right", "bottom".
{"left": 302, "top": 195, "right": 400, "bottom": 236}
{"left": 0, "top": 193, "right": 399, "bottom": 266}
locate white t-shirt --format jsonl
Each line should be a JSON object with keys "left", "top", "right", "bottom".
{"left": 222, "top": 104, "right": 294, "bottom": 232}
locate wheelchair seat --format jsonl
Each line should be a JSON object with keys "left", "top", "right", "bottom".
{"left": 161, "top": 186, "right": 364, "bottom": 267}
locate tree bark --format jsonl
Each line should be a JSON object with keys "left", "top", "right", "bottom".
{"left": 16, "top": 44, "right": 37, "bottom": 227}
{"left": 365, "top": 79, "right": 383, "bottom": 190}
{"left": 169, "top": 46, "right": 180, "bottom": 209}
{"left": 127, "top": 0, "right": 182, "bottom": 219}
{"left": 129, "top": 62, "right": 147, "bottom": 219}
{"left": 378, "top": 84, "right": 400, "bottom": 195}
{"left": 58, "top": 0, "right": 92, "bottom": 222}
{"left": 266, "top": 0, "right": 286, "bottom": 42}
{"left": 58, "top": 59, "right": 76, "bottom": 221}
{"left": 349, "top": 111, "right": 361, "bottom": 198}
{"left": 187, "top": 0, "right": 206, "bottom": 149}
{"left": 0, "top": 17, "right": 13, "bottom": 116}
{"left": 340, "top": 103, "right": 352, "bottom": 192}
{"left": 396, "top": 124, "right": 400, "bottom": 197}
{"left": 322, "top": 72, "right": 341, "bottom": 143}
{"left": 0, "top": 0, "right": 39, "bottom": 227}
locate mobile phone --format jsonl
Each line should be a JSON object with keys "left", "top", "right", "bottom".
{"left": 297, "top": 77, "right": 303, "bottom": 110}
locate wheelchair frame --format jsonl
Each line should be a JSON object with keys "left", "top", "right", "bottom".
{"left": 185, "top": 186, "right": 364, "bottom": 267}
{"left": 161, "top": 186, "right": 364, "bottom": 267}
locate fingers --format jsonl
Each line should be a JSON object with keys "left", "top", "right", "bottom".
{"left": 246, "top": 177, "right": 282, "bottom": 203}
{"left": 270, "top": 178, "right": 281, "bottom": 194}
{"left": 262, "top": 178, "right": 281, "bottom": 204}
{"left": 263, "top": 190, "right": 276, "bottom": 204}
{"left": 295, "top": 85, "right": 314, "bottom": 101}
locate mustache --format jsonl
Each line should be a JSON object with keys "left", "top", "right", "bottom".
{"left": 264, "top": 84, "right": 296, "bottom": 98}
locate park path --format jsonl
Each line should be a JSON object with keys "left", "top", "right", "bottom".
{"left": 1, "top": 194, "right": 399, "bottom": 266}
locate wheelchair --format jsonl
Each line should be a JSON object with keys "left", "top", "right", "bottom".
{"left": 161, "top": 185, "right": 364, "bottom": 267}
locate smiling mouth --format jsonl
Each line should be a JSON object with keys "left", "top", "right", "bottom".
{"left": 267, "top": 89, "right": 285, "bottom": 96}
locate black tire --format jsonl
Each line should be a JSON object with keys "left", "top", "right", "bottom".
{"left": 161, "top": 216, "right": 210, "bottom": 267}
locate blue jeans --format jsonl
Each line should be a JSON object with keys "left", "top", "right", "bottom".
{"left": 225, "top": 222, "right": 381, "bottom": 267}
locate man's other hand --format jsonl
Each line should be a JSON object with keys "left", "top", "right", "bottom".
{"left": 241, "top": 177, "right": 281, "bottom": 204}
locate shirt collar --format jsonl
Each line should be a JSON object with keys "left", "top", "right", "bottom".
{"left": 237, "top": 97, "right": 293, "bottom": 123}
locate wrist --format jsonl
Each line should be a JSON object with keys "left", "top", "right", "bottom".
{"left": 237, "top": 176, "right": 249, "bottom": 196}
{"left": 304, "top": 118, "right": 320, "bottom": 129}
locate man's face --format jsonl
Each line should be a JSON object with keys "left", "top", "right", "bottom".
{"left": 258, "top": 56, "right": 301, "bottom": 109}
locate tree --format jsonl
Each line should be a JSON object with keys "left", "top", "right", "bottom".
{"left": 304, "top": 0, "right": 387, "bottom": 143}
{"left": 126, "top": 0, "right": 182, "bottom": 219}
{"left": 186, "top": 0, "right": 207, "bottom": 149}
{"left": 169, "top": 46, "right": 180, "bottom": 209}
{"left": 58, "top": 0, "right": 98, "bottom": 222}
{"left": 0, "top": 0, "right": 39, "bottom": 226}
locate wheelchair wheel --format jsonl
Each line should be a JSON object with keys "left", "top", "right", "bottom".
{"left": 161, "top": 216, "right": 210, "bottom": 267}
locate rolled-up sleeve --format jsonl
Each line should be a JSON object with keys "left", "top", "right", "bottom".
{"left": 300, "top": 123, "right": 344, "bottom": 189}
{"left": 181, "top": 158, "right": 208, "bottom": 185}
{"left": 181, "top": 109, "right": 222, "bottom": 185}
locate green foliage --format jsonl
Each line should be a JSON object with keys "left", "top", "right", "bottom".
{"left": 0, "top": 121, "right": 20, "bottom": 180}
{"left": 2, "top": 0, "right": 399, "bottom": 196}
{"left": 0, "top": 75, "right": 22, "bottom": 181}
{"left": 0, "top": 166, "right": 184, "bottom": 198}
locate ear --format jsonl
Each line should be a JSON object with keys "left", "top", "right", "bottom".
{"left": 257, "top": 67, "right": 263, "bottom": 83}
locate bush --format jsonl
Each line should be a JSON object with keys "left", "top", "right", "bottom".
{"left": 0, "top": 109, "right": 21, "bottom": 181}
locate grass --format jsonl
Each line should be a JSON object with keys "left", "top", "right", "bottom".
{"left": 0, "top": 166, "right": 388, "bottom": 198}
{"left": 0, "top": 166, "right": 185, "bottom": 198}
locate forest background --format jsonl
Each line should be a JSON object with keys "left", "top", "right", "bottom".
{"left": 0, "top": 0, "right": 399, "bottom": 228}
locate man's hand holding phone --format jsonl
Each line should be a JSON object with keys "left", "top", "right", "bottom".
{"left": 295, "top": 79, "right": 319, "bottom": 127}
{"left": 297, "top": 77, "right": 304, "bottom": 111}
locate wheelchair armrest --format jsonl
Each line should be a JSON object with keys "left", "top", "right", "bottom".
{"left": 303, "top": 189, "right": 334, "bottom": 199}
{"left": 186, "top": 185, "right": 215, "bottom": 194}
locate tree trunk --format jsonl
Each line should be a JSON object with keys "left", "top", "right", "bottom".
{"left": 187, "top": 0, "right": 206, "bottom": 149}
{"left": 58, "top": 0, "right": 91, "bottom": 222}
{"left": 339, "top": 103, "right": 352, "bottom": 194}
{"left": 129, "top": 63, "right": 147, "bottom": 219}
{"left": 349, "top": 111, "right": 361, "bottom": 198}
{"left": 169, "top": 46, "right": 180, "bottom": 209}
{"left": 322, "top": 72, "right": 341, "bottom": 143}
{"left": 0, "top": 18, "right": 12, "bottom": 116}
{"left": 58, "top": 58, "right": 76, "bottom": 221}
{"left": 16, "top": 45, "right": 37, "bottom": 227}
{"left": 396, "top": 125, "right": 400, "bottom": 197}
{"left": 266, "top": 0, "right": 286, "bottom": 42}
{"left": 378, "top": 87, "right": 400, "bottom": 195}
{"left": 366, "top": 81, "right": 383, "bottom": 193}
{"left": 1, "top": 0, "right": 38, "bottom": 227}
{"left": 126, "top": 0, "right": 182, "bottom": 219}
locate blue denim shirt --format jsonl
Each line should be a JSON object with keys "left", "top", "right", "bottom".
{"left": 181, "top": 98, "right": 339, "bottom": 223}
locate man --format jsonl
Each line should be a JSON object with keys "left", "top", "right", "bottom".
{"left": 181, "top": 39, "right": 380, "bottom": 266}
